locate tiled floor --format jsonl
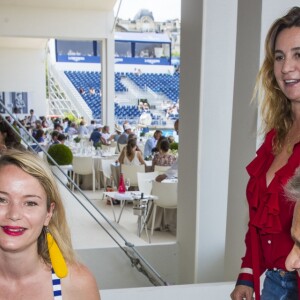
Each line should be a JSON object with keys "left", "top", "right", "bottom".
{"left": 58, "top": 183, "right": 176, "bottom": 250}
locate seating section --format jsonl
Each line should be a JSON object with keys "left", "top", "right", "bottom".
{"left": 64, "top": 70, "right": 180, "bottom": 121}
{"left": 126, "top": 72, "right": 180, "bottom": 103}
{"left": 114, "top": 103, "right": 154, "bottom": 122}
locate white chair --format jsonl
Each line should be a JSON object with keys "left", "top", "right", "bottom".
{"left": 101, "top": 158, "right": 116, "bottom": 189}
{"left": 121, "top": 164, "right": 145, "bottom": 188}
{"left": 137, "top": 171, "right": 159, "bottom": 195}
{"left": 72, "top": 156, "right": 96, "bottom": 192}
{"left": 150, "top": 180, "right": 178, "bottom": 235}
{"left": 154, "top": 165, "right": 171, "bottom": 174}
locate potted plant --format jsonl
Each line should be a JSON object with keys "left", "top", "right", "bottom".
{"left": 94, "top": 141, "right": 102, "bottom": 150}
{"left": 170, "top": 142, "right": 179, "bottom": 157}
{"left": 73, "top": 136, "right": 81, "bottom": 143}
{"left": 47, "top": 144, "right": 73, "bottom": 184}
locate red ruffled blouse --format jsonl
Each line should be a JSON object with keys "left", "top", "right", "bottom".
{"left": 237, "top": 129, "right": 300, "bottom": 299}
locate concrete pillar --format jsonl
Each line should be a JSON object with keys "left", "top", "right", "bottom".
{"left": 177, "top": 0, "right": 239, "bottom": 283}
{"left": 101, "top": 37, "right": 115, "bottom": 128}
{"left": 224, "top": 0, "right": 262, "bottom": 280}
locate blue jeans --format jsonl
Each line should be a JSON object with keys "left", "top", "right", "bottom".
{"left": 261, "top": 269, "right": 298, "bottom": 300}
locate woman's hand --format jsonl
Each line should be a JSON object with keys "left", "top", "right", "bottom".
{"left": 230, "top": 285, "right": 254, "bottom": 300}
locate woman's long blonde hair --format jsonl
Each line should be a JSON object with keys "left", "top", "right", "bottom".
{"left": 256, "top": 6, "right": 300, "bottom": 153}
{"left": 0, "top": 149, "right": 76, "bottom": 265}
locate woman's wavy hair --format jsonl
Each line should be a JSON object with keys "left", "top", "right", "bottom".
{"left": 0, "top": 149, "right": 76, "bottom": 265}
{"left": 126, "top": 138, "right": 137, "bottom": 157}
{"left": 256, "top": 6, "right": 300, "bottom": 153}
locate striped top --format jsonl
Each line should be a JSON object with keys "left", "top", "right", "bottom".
{"left": 52, "top": 269, "right": 62, "bottom": 299}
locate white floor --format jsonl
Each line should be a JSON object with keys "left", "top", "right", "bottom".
{"left": 58, "top": 183, "right": 176, "bottom": 250}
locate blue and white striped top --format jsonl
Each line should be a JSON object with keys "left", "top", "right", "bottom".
{"left": 52, "top": 269, "right": 62, "bottom": 299}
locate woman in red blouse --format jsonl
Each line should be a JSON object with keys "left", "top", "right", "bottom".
{"left": 231, "top": 7, "right": 300, "bottom": 300}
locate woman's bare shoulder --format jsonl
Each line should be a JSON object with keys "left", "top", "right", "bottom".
{"left": 62, "top": 263, "right": 101, "bottom": 300}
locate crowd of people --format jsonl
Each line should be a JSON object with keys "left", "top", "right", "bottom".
{"left": 0, "top": 108, "right": 179, "bottom": 169}
{"left": 115, "top": 120, "right": 178, "bottom": 173}
{"left": 0, "top": 110, "right": 127, "bottom": 154}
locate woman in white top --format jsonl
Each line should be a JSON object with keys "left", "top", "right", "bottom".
{"left": 117, "top": 138, "right": 145, "bottom": 166}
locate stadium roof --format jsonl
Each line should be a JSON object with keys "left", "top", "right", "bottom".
{"left": 115, "top": 32, "right": 170, "bottom": 43}
{"left": 0, "top": 0, "right": 116, "bottom": 11}
{"left": 0, "top": 0, "right": 116, "bottom": 48}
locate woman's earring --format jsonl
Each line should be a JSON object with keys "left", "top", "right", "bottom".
{"left": 46, "top": 228, "right": 68, "bottom": 278}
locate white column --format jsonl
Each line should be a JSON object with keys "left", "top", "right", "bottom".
{"left": 101, "top": 36, "right": 115, "bottom": 128}
{"left": 224, "top": 0, "right": 262, "bottom": 280}
{"left": 177, "top": 0, "right": 238, "bottom": 283}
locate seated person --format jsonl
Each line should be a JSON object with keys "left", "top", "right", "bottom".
{"left": 156, "top": 119, "right": 179, "bottom": 182}
{"left": 31, "top": 128, "right": 45, "bottom": 153}
{"left": 143, "top": 130, "right": 162, "bottom": 159}
{"left": 89, "top": 124, "right": 105, "bottom": 147}
{"left": 117, "top": 138, "right": 145, "bottom": 166}
{"left": 0, "top": 118, "right": 24, "bottom": 151}
{"left": 58, "top": 133, "right": 67, "bottom": 144}
{"left": 152, "top": 138, "right": 176, "bottom": 171}
{"left": 117, "top": 133, "right": 142, "bottom": 158}
{"left": 117, "top": 123, "right": 132, "bottom": 151}
{"left": 48, "top": 130, "right": 60, "bottom": 147}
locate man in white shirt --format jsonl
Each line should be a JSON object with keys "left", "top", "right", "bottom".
{"left": 117, "top": 123, "right": 132, "bottom": 151}
{"left": 87, "top": 120, "right": 96, "bottom": 134}
{"left": 27, "top": 109, "right": 37, "bottom": 126}
{"left": 78, "top": 120, "right": 89, "bottom": 136}
{"left": 101, "top": 125, "right": 113, "bottom": 144}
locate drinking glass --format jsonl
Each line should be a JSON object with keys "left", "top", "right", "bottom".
{"left": 125, "top": 178, "right": 130, "bottom": 191}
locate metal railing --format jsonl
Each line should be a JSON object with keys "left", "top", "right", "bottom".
{"left": 0, "top": 103, "right": 169, "bottom": 287}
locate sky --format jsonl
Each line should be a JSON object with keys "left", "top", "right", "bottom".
{"left": 114, "top": 0, "right": 181, "bottom": 22}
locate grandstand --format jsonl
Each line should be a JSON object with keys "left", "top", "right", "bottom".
{"left": 47, "top": 33, "right": 180, "bottom": 129}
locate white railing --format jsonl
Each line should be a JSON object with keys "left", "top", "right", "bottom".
{"left": 101, "top": 282, "right": 235, "bottom": 300}
{"left": 51, "top": 67, "right": 92, "bottom": 121}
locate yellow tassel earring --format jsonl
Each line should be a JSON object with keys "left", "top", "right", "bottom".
{"left": 46, "top": 228, "right": 68, "bottom": 278}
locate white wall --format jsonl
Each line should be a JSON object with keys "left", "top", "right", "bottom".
{"left": 224, "top": 0, "right": 262, "bottom": 280}
{"left": 196, "top": 0, "right": 238, "bottom": 282}
{"left": 177, "top": 0, "right": 238, "bottom": 284}
{"left": 76, "top": 244, "right": 179, "bottom": 289}
{"left": 0, "top": 3, "right": 115, "bottom": 120}
{"left": 0, "top": 5, "right": 113, "bottom": 40}
{"left": 0, "top": 47, "right": 47, "bottom": 117}
{"left": 101, "top": 282, "right": 235, "bottom": 300}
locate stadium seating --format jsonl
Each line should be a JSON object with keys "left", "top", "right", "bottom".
{"left": 64, "top": 70, "right": 180, "bottom": 121}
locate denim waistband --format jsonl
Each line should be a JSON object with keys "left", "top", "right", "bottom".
{"left": 267, "top": 269, "right": 297, "bottom": 278}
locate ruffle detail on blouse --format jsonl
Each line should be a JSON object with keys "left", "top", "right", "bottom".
{"left": 250, "top": 186, "right": 281, "bottom": 234}
{"left": 245, "top": 130, "right": 297, "bottom": 234}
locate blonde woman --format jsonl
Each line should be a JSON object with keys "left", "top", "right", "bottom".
{"left": 0, "top": 149, "right": 100, "bottom": 299}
